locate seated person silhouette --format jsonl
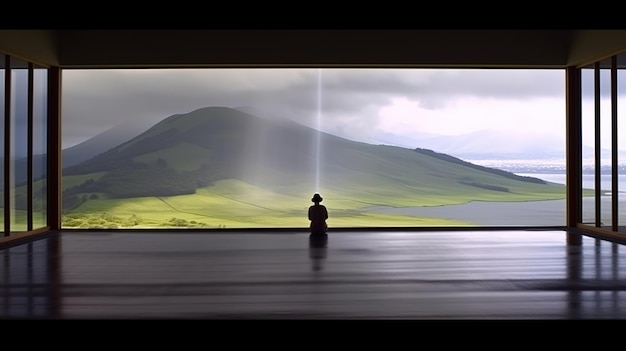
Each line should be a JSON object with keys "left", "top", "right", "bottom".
{"left": 309, "top": 193, "right": 328, "bottom": 240}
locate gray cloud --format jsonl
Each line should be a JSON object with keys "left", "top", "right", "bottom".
{"left": 61, "top": 68, "right": 566, "bottom": 148}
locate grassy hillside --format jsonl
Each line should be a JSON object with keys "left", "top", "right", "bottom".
{"left": 61, "top": 178, "right": 476, "bottom": 228}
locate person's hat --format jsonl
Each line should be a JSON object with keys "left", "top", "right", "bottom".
{"left": 311, "top": 193, "right": 323, "bottom": 202}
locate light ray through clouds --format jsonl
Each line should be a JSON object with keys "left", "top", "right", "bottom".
{"left": 315, "top": 69, "right": 323, "bottom": 192}
{"left": 61, "top": 68, "right": 595, "bottom": 152}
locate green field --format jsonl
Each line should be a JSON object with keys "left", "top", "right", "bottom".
{"left": 58, "top": 176, "right": 577, "bottom": 229}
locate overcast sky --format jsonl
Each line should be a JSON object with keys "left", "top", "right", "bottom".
{"left": 61, "top": 68, "right": 617, "bottom": 151}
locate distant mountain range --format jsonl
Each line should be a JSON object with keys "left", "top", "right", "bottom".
{"left": 373, "top": 129, "right": 566, "bottom": 159}
{"left": 62, "top": 119, "right": 150, "bottom": 168}
{"left": 373, "top": 126, "right": 626, "bottom": 174}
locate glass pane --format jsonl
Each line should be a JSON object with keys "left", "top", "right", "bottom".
{"left": 599, "top": 64, "right": 613, "bottom": 229}
{"left": 32, "top": 66, "right": 47, "bottom": 229}
{"left": 62, "top": 68, "right": 567, "bottom": 229}
{"left": 581, "top": 67, "right": 597, "bottom": 226}
{"left": 10, "top": 58, "right": 28, "bottom": 232}
{"left": 619, "top": 53, "right": 626, "bottom": 232}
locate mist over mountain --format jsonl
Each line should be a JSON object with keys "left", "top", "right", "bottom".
{"left": 63, "top": 119, "right": 153, "bottom": 168}
{"left": 64, "top": 112, "right": 570, "bottom": 172}
{"left": 373, "top": 129, "right": 566, "bottom": 160}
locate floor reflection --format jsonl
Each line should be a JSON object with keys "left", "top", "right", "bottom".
{"left": 1, "top": 233, "right": 62, "bottom": 319}
{"left": 309, "top": 235, "right": 328, "bottom": 271}
{"left": 2, "top": 231, "right": 626, "bottom": 319}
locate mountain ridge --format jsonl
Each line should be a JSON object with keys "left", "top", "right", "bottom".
{"left": 60, "top": 106, "right": 563, "bottom": 212}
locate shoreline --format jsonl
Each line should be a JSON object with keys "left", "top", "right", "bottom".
{"left": 367, "top": 172, "right": 626, "bottom": 225}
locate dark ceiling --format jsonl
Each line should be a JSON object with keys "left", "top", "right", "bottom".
{"left": 1, "top": 30, "right": 626, "bottom": 69}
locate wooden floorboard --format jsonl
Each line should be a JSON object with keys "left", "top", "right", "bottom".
{"left": 1, "top": 229, "right": 626, "bottom": 319}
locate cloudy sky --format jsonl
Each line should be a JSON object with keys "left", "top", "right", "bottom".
{"left": 60, "top": 68, "right": 617, "bottom": 152}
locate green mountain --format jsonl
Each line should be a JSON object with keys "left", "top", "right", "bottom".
{"left": 62, "top": 106, "right": 565, "bottom": 212}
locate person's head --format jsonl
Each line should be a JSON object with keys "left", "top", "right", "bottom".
{"left": 311, "top": 193, "right": 323, "bottom": 203}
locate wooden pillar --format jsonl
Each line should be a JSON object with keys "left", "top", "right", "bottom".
{"left": 566, "top": 66, "right": 583, "bottom": 246}
{"left": 47, "top": 67, "right": 61, "bottom": 231}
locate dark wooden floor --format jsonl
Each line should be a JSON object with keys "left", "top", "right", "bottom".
{"left": 2, "top": 229, "right": 626, "bottom": 319}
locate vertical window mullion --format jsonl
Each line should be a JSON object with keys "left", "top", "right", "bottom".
{"left": 27, "top": 63, "right": 33, "bottom": 231}
{"left": 47, "top": 67, "right": 60, "bottom": 231}
{"left": 3, "top": 55, "right": 10, "bottom": 237}
{"left": 611, "top": 56, "right": 618, "bottom": 231}
{"left": 594, "top": 62, "right": 602, "bottom": 227}
{"left": 565, "top": 66, "right": 583, "bottom": 245}
{"left": 26, "top": 63, "right": 34, "bottom": 230}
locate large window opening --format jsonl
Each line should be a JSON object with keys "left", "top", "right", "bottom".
{"left": 579, "top": 53, "right": 626, "bottom": 234}
{"left": 60, "top": 68, "right": 568, "bottom": 229}
{"left": 0, "top": 55, "right": 49, "bottom": 237}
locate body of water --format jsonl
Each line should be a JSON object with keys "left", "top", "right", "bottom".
{"left": 368, "top": 173, "right": 626, "bottom": 226}
{"left": 518, "top": 173, "right": 626, "bottom": 194}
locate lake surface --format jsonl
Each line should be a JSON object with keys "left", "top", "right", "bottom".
{"left": 368, "top": 173, "right": 626, "bottom": 226}
{"left": 522, "top": 173, "right": 626, "bottom": 194}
